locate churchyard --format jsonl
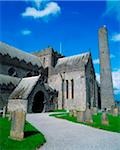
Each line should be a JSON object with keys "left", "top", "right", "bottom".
{"left": 50, "top": 110, "right": 120, "bottom": 133}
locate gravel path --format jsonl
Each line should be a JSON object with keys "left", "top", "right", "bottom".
{"left": 27, "top": 113, "right": 120, "bottom": 150}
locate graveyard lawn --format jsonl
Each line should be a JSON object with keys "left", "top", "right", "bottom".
{"left": 50, "top": 112, "right": 120, "bottom": 133}
{"left": 0, "top": 117, "right": 46, "bottom": 150}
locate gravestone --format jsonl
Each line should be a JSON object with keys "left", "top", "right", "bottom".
{"left": 10, "top": 109, "right": 26, "bottom": 140}
{"left": 2, "top": 106, "right": 6, "bottom": 118}
{"left": 91, "top": 107, "right": 97, "bottom": 115}
{"left": 112, "top": 107, "right": 118, "bottom": 116}
{"left": 73, "top": 110, "right": 77, "bottom": 117}
{"left": 118, "top": 106, "right": 120, "bottom": 115}
{"left": 8, "top": 112, "right": 12, "bottom": 121}
{"left": 69, "top": 110, "right": 74, "bottom": 116}
{"left": 77, "top": 111, "right": 85, "bottom": 122}
{"left": 101, "top": 112, "right": 109, "bottom": 125}
{"left": 84, "top": 108, "right": 93, "bottom": 123}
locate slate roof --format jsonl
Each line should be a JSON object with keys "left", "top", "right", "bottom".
{"left": 9, "top": 75, "right": 40, "bottom": 99}
{"left": 0, "top": 41, "right": 42, "bottom": 67}
{"left": 55, "top": 52, "right": 90, "bottom": 68}
{"left": 0, "top": 74, "right": 21, "bottom": 86}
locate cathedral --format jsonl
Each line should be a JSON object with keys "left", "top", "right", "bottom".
{"left": 0, "top": 41, "right": 101, "bottom": 113}
{"left": 0, "top": 26, "right": 114, "bottom": 113}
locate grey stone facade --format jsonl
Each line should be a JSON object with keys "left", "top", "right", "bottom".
{"left": 0, "top": 39, "right": 101, "bottom": 113}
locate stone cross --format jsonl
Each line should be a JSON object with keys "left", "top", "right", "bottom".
{"left": 10, "top": 109, "right": 26, "bottom": 140}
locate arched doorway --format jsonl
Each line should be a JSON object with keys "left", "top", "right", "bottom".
{"left": 32, "top": 91, "right": 44, "bottom": 113}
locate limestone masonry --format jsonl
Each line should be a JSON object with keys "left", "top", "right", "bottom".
{"left": 0, "top": 26, "right": 114, "bottom": 113}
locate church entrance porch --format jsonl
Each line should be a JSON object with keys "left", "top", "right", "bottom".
{"left": 32, "top": 91, "right": 44, "bottom": 113}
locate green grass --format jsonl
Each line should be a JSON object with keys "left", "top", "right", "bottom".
{"left": 49, "top": 109, "right": 67, "bottom": 112}
{"left": 0, "top": 117, "right": 46, "bottom": 150}
{"left": 50, "top": 112, "right": 120, "bottom": 133}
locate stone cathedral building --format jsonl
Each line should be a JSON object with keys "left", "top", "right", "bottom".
{"left": 0, "top": 41, "right": 100, "bottom": 113}
{"left": 0, "top": 26, "right": 113, "bottom": 113}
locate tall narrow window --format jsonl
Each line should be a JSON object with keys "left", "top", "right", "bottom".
{"left": 66, "top": 80, "right": 69, "bottom": 99}
{"left": 62, "top": 79, "right": 64, "bottom": 108}
{"left": 43, "top": 57, "right": 45, "bottom": 66}
{"left": 71, "top": 79, "right": 74, "bottom": 99}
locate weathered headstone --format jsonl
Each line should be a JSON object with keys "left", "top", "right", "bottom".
{"left": 69, "top": 110, "right": 74, "bottom": 116}
{"left": 84, "top": 108, "right": 93, "bottom": 123}
{"left": 101, "top": 112, "right": 109, "bottom": 125}
{"left": 73, "top": 110, "right": 77, "bottom": 117}
{"left": 118, "top": 106, "right": 120, "bottom": 115}
{"left": 112, "top": 107, "right": 118, "bottom": 116}
{"left": 2, "top": 106, "right": 6, "bottom": 118}
{"left": 8, "top": 112, "right": 12, "bottom": 121}
{"left": 10, "top": 109, "right": 26, "bottom": 140}
{"left": 77, "top": 111, "right": 85, "bottom": 122}
{"left": 91, "top": 107, "right": 97, "bottom": 115}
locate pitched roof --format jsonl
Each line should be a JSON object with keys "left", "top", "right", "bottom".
{"left": 0, "top": 41, "right": 42, "bottom": 67}
{"left": 9, "top": 75, "right": 40, "bottom": 99}
{"left": 0, "top": 74, "right": 21, "bottom": 86}
{"left": 55, "top": 52, "right": 90, "bottom": 68}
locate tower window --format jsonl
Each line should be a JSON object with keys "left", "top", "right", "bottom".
{"left": 66, "top": 80, "right": 69, "bottom": 99}
{"left": 71, "top": 79, "right": 74, "bottom": 99}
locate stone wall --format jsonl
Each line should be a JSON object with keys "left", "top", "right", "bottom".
{"left": 48, "top": 70, "right": 87, "bottom": 111}
{"left": 85, "top": 57, "right": 97, "bottom": 109}
{"left": 0, "top": 83, "right": 18, "bottom": 109}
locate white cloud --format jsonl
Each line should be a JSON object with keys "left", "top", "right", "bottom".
{"left": 96, "top": 73, "right": 100, "bottom": 83}
{"left": 25, "top": 0, "right": 48, "bottom": 9}
{"left": 112, "top": 69, "right": 120, "bottom": 91}
{"left": 21, "top": 29, "right": 31, "bottom": 35}
{"left": 96, "top": 69, "right": 120, "bottom": 95}
{"left": 93, "top": 59, "right": 99, "bottom": 65}
{"left": 111, "top": 33, "right": 120, "bottom": 42}
{"left": 22, "top": 2, "right": 61, "bottom": 19}
{"left": 93, "top": 54, "right": 115, "bottom": 65}
{"left": 104, "top": 0, "right": 120, "bottom": 22}
{"left": 110, "top": 54, "right": 115, "bottom": 58}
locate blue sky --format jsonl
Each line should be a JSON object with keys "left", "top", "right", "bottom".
{"left": 0, "top": 0, "right": 120, "bottom": 100}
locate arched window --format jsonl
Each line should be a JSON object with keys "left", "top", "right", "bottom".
{"left": 8, "top": 67, "right": 17, "bottom": 77}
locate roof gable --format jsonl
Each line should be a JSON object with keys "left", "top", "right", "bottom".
{"left": 9, "top": 75, "right": 40, "bottom": 99}
{"left": 55, "top": 52, "right": 90, "bottom": 69}
{"left": 0, "top": 74, "right": 21, "bottom": 86}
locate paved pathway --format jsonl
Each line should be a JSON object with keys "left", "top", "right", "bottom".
{"left": 27, "top": 113, "right": 120, "bottom": 150}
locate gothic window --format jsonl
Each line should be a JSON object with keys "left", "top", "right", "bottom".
{"left": 66, "top": 80, "right": 69, "bottom": 99}
{"left": 71, "top": 79, "right": 74, "bottom": 99}
{"left": 8, "top": 67, "right": 17, "bottom": 77}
